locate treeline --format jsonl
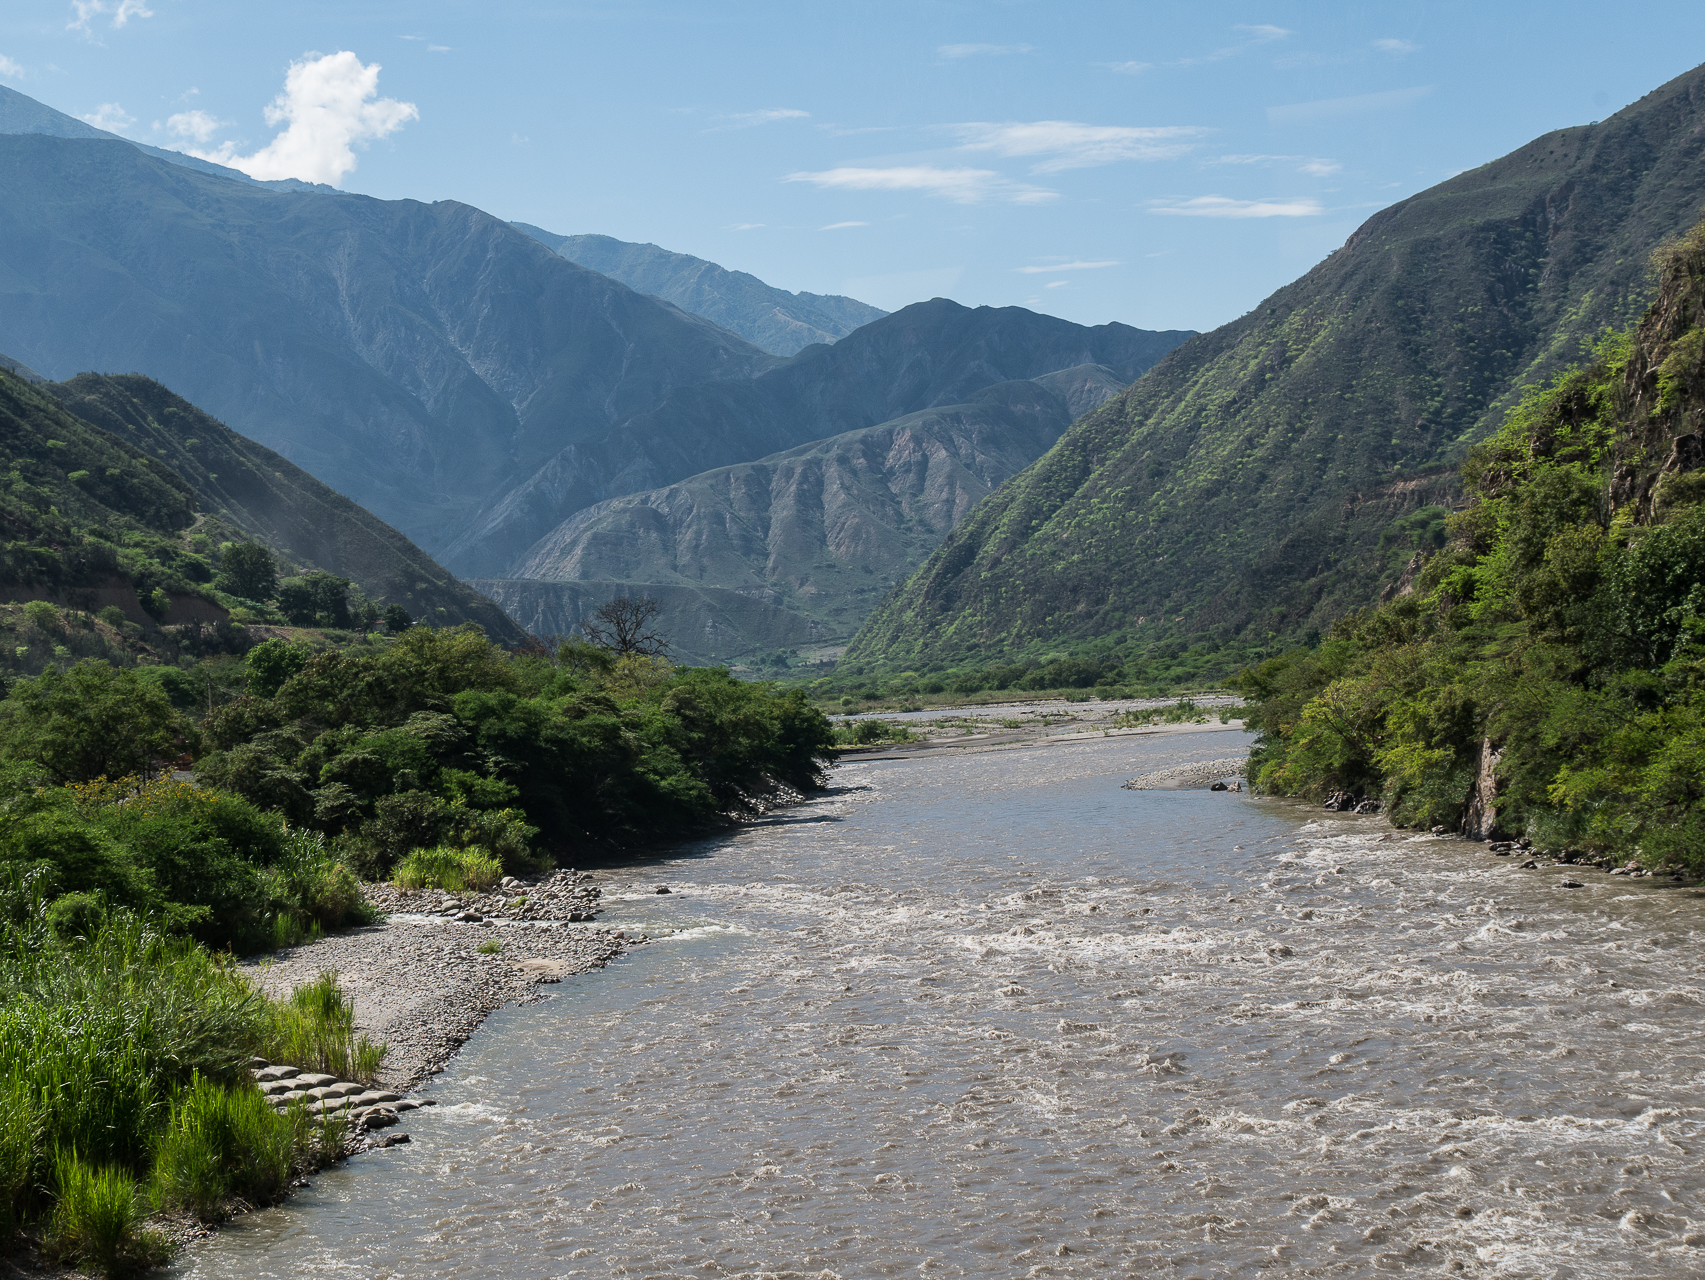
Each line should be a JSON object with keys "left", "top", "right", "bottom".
{"left": 819, "top": 636, "right": 1275, "bottom": 705}
{"left": 1234, "top": 221, "right": 1705, "bottom": 867}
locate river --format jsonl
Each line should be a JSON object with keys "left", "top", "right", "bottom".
{"left": 173, "top": 727, "right": 1705, "bottom": 1278}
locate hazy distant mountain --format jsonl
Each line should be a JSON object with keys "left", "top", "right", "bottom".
{"left": 0, "top": 82, "right": 333, "bottom": 192}
{"left": 513, "top": 227, "right": 887, "bottom": 356}
{"left": 476, "top": 368, "right": 1126, "bottom": 658}
{"left": 439, "top": 301, "right": 1192, "bottom": 576}
{"left": 0, "top": 131, "right": 773, "bottom": 554}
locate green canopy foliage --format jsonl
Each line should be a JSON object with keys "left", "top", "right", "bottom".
{"left": 1235, "top": 221, "right": 1705, "bottom": 867}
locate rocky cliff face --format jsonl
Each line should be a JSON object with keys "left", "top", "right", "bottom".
{"left": 472, "top": 368, "right": 1130, "bottom": 658}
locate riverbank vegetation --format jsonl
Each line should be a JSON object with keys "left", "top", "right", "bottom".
{"left": 1234, "top": 221, "right": 1705, "bottom": 868}
{"left": 0, "top": 867, "right": 371, "bottom": 1274}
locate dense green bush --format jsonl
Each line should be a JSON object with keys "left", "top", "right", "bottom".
{"left": 196, "top": 626, "right": 835, "bottom": 875}
{"left": 1235, "top": 222, "right": 1705, "bottom": 865}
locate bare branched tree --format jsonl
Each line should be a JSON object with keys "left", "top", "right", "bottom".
{"left": 582, "top": 596, "right": 671, "bottom": 657}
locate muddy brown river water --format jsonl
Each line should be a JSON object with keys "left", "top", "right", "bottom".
{"left": 171, "top": 728, "right": 1705, "bottom": 1278}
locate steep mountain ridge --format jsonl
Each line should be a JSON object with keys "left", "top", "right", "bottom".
{"left": 847, "top": 59, "right": 1705, "bottom": 674}
{"left": 515, "top": 227, "right": 887, "bottom": 356}
{"left": 47, "top": 373, "right": 520, "bottom": 637}
{"left": 0, "top": 132, "right": 772, "bottom": 553}
{"left": 440, "top": 300, "right": 1191, "bottom": 576}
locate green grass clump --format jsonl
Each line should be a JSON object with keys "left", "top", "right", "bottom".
{"left": 151, "top": 1074, "right": 295, "bottom": 1220}
{"left": 258, "top": 970, "right": 385, "bottom": 1084}
{"left": 832, "top": 718, "right": 915, "bottom": 747}
{"left": 49, "top": 1153, "right": 167, "bottom": 1277}
{"left": 392, "top": 844, "right": 502, "bottom": 893}
{"left": 476, "top": 938, "right": 502, "bottom": 955}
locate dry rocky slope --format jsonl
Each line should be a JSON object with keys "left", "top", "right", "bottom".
{"left": 848, "top": 60, "right": 1705, "bottom": 670}
{"left": 476, "top": 367, "right": 1131, "bottom": 663}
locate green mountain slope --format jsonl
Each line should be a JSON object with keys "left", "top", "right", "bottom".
{"left": 1237, "top": 218, "right": 1705, "bottom": 864}
{"left": 47, "top": 374, "right": 521, "bottom": 637}
{"left": 514, "top": 227, "right": 888, "bottom": 356}
{"left": 846, "top": 60, "right": 1705, "bottom": 677}
{"left": 484, "top": 368, "right": 1127, "bottom": 659}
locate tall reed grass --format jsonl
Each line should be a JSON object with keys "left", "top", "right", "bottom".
{"left": 0, "top": 866, "right": 384, "bottom": 1271}
{"left": 392, "top": 843, "right": 502, "bottom": 892}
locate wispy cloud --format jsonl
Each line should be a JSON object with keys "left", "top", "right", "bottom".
{"left": 786, "top": 165, "right": 1057, "bottom": 205}
{"left": 1014, "top": 260, "right": 1118, "bottom": 274}
{"left": 1045, "top": 280, "right": 1069, "bottom": 288}
{"left": 728, "top": 222, "right": 765, "bottom": 230}
{"left": 1098, "top": 61, "right": 1151, "bottom": 75}
{"left": 938, "top": 43, "right": 1033, "bottom": 59}
{"left": 952, "top": 120, "right": 1205, "bottom": 172}
{"left": 165, "top": 109, "right": 223, "bottom": 143}
{"left": 191, "top": 51, "right": 417, "bottom": 187}
{"left": 78, "top": 102, "right": 134, "bottom": 133}
{"left": 1154, "top": 23, "right": 1292, "bottom": 70}
{"left": 821, "top": 221, "right": 869, "bottom": 230}
{"left": 1268, "top": 85, "right": 1432, "bottom": 126}
{"left": 1149, "top": 195, "right": 1323, "bottom": 218}
{"left": 1211, "top": 152, "right": 1340, "bottom": 175}
{"left": 68, "top": 0, "right": 151, "bottom": 34}
{"left": 710, "top": 107, "right": 809, "bottom": 131}
{"left": 1374, "top": 38, "right": 1420, "bottom": 54}
{"left": 0, "top": 54, "right": 23, "bottom": 81}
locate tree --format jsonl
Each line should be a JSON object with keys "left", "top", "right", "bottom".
{"left": 276, "top": 571, "right": 351, "bottom": 628}
{"left": 349, "top": 593, "right": 381, "bottom": 637}
{"left": 215, "top": 541, "right": 278, "bottom": 602}
{"left": 582, "top": 596, "right": 670, "bottom": 657}
{"left": 382, "top": 604, "right": 413, "bottom": 634}
{"left": 0, "top": 660, "right": 188, "bottom": 781}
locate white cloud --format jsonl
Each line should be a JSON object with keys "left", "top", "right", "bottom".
{"left": 78, "top": 102, "right": 134, "bottom": 133}
{"left": 821, "top": 221, "right": 869, "bottom": 230}
{"left": 1235, "top": 24, "right": 1292, "bottom": 41}
{"left": 0, "top": 54, "right": 23, "bottom": 81}
{"left": 953, "top": 120, "right": 1205, "bottom": 172}
{"left": 1298, "top": 158, "right": 1341, "bottom": 176}
{"left": 1044, "top": 280, "right": 1070, "bottom": 288}
{"left": 713, "top": 108, "right": 809, "bottom": 130}
{"left": 193, "top": 52, "right": 418, "bottom": 186}
{"left": 1099, "top": 61, "right": 1151, "bottom": 74}
{"left": 68, "top": 0, "right": 151, "bottom": 33}
{"left": 785, "top": 165, "right": 1057, "bottom": 205}
{"left": 1374, "top": 38, "right": 1420, "bottom": 54}
{"left": 1210, "top": 152, "right": 1341, "bottom": 176}
{"left": 1165, "top": 23, "right": 1293, "bottom": 69}
{"left": 728, "top": 222, "right": 765, "bottom": 230}
{"left": 1149, "top": 195, "right": 1324, "bottom": 218}
{"left": 166, "top": 109, "right": 222, "bottom": 143}
{"left": 938, "top": 43, "right": 1033, "bottom": 59}
{"left": 1014, "top": 260, "right": 1118, "bottom": 274}
{"left": 428, "top": 45, "right": 450, "bottom": 53}
{"left": 1268, "top": 85, "right": 1433, "bottom": 126}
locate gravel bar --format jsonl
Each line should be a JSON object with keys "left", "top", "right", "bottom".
{"left": 244, "top": 871, "right": 638, "bottom": 1091}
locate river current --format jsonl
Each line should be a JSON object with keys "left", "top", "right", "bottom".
{"left": 175, "top": 729, "right": 1705, "bottom": 1278}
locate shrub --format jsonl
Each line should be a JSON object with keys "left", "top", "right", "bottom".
{"left": 477, "top": 938, "right": 502, "bottom": 955}
{"left": 45, "top": 891, "right": 104, "bottom": 941}
{"left": 22, "top": 600, "right": 61, "bottom": 632}
{"left": 392, "top": 845, "right": 502, "bottom": 893}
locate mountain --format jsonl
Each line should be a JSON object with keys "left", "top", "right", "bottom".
{"left": 46, "top": 373, "right": 521, "bottom": 637}
{"left": 513, "top": 227, "right": 887, "bottom": 356}
{"left": 440, "top": 300, "right": 1192, "bottom": 576}
{"left": 478, "top": 366, "right": 1128, "bottom": 660}
{"left": 0, "top": 82, "right": 332, "bottom": 192}
{"left": 0, "top": 130, "right": 773, "bottom": 554}
{"left": 845, "top": 59, "right": 1705, "bottom": 677}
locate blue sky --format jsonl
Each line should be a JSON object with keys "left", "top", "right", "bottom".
{"left": 2, "top": 1, "right": 1703, "bottom": 334}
